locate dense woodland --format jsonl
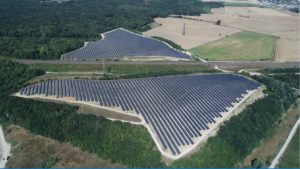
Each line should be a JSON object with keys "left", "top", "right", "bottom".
{"left": 260, "top": 68, "right": 299, "bottom": 89}
{"left": 0, "top": 0, "right": 222, "bottom": 60}
{"left": 0, "top": 60, "right": 44, "bottom": 98}
{"left": 270, "top": 74, "right": 300, "bottom": 89}
{"left": 261, "top": 67, "right": 300, "bottom": 74}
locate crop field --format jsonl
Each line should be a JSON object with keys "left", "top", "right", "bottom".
{"left": 189, "top": 31, "right": 277, "bottom": 61}
{"left": 182, "top": 6, "right": 299, "bottom": 61}
{"left": 143, "top": 17, "right": 241, "bottom": 49}
{"left": 61, "top": 28, "right": 190, "bottom": 61}
{"left": 17, "top": 74, "right": 261, "bottom": 158}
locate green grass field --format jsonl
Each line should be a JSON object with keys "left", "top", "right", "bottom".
{"left": 278, "top": 127, "right": 300, "bottom": 168}
{"left": 224, "top": 2, "right": 259, "bottom": 7}
{"left": 189, "top": 31, "right": 278, "bottom": 61}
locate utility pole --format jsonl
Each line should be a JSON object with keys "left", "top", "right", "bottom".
{"left": 182, "top": 22, "right": 186, "bottom": 36}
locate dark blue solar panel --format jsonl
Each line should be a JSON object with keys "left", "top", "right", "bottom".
{"left": 61, "top": 28, "right": 190, "bottom": 60}
{"left": 19, "top": 74, "right": 261, "bottom": 156}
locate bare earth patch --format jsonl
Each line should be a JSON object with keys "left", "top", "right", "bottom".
{"left": 78, "top": 104, "right": 142, "bottom": 123}
{"left": 27, "top": 96, "right": 142, "bottom": 123}
{"left": 4, "top": 125, "right": 124, "bottom": 168}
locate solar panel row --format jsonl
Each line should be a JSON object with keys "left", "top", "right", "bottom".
{"left": 61, "top": 28, "right": 190, "bottom": 60}
{"left": 19, "top": 74, "right": 261, "bottom": 155}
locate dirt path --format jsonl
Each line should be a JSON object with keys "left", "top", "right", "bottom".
{"left": 269, "top": 118, "right": 300, "bottom": 168}
{"left": 0, "top": 126, "right": 11, "bottom": 168}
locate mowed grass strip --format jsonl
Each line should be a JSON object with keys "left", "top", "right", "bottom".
{"left": 278, "top": 127, "right": 300, "bottom": 168}
{"left": 189, "top": 31, "right": 278, "bottom": 61}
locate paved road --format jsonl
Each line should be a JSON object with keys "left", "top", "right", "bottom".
{"left": 15, "top": 59, "right": 300, "bottom": 70}
{"left": 269, "top": 118, "right": 300, "bottom": 168}
{"left": 0, "top": 126, "right": 11, "bottom": 168}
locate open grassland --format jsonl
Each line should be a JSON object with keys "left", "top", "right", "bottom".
{"left": 168, "top": 6, "right": 299, "bottom": 61}
{"left": 278, "top": 127, "right": 300, "bottom": 168}
{"left": 5, "top": 125, "right": 124, "bottom": 168}
{"left": 189, "top": 31, "right": 277, "bottom": 61}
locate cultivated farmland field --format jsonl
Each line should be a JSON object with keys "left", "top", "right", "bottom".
{"left": 143, "top": 17, "right": 241, "bottom": 49}
{"left": 182, "top": 6, "right": 299, "bottom": 61}
{"left": 189, "top": 31, "right": 277, "bottom": 61}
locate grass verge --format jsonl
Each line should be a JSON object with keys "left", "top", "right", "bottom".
{"left": 277, "top": 127, "right": 300, "bottom": 168}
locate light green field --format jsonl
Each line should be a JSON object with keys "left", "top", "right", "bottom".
{"left": 190, "top": 31, "right": 278, "bottom": 61}
{"left": 278, "top": 127, "right": 300, "bottom": 168}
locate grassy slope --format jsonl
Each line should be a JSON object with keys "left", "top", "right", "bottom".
{"left": 189, "top": 31, "right": 278, "bottom": 61}
{"left": 28, "top": 64, "right": 215, "bottom": 74}
{"left": 5, "top": 125, "right": 124, "bottom": 168}
{"left": 278, "top": 127, "right": 300, "bottom": 168}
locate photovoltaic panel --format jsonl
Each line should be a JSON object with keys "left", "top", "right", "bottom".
{"left": 19, "top": 74, "right": 261, "bottom": 156}
{"left": 61, "top": 28, "right": 191, "bottom": 60}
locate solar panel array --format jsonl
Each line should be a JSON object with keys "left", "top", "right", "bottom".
{"left": 19, "top": 74, "right": 260, "bottom": 156}
{"left": 61, "top": 28, "right": 190, "bottom": 60}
